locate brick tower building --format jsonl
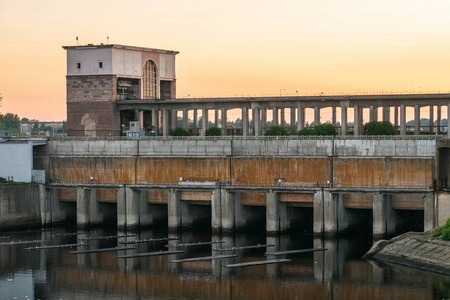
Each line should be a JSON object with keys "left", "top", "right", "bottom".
{"left": 63, "top": 44, "right": 179, "bottom": 136}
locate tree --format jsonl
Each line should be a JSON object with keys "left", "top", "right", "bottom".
{"left": 264, "top": 125, "right": 289, "bottom": 136}
{"left": 205, "top": 127, "right": 221, "bottom": 136}
{"left": 1, "top": 113, "right": 20, "bottom": 130}
{"left": 0, "top": 93, "right": 2, "bottom": 109}
{"left": 363, "top": 121, "right": 396, "bottom": 135}
{"left": 170, "top": 127, "right": 190, "bottom": 136}
{"left": 313, "top": 123, "right": 337, "bottom": 136}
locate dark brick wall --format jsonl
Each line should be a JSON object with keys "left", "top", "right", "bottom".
{"left": 67, "top": 75, "right": 120, "bottom": 136}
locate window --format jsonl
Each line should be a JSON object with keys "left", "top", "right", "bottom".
{"left": 143, "top": 60, "right": 157, "bottom": 99}
{"left": 99, "top": 62, "right": 103, "bottom": 68}
{"left": 77, "top": 62, "right": 81, "bottom": 69}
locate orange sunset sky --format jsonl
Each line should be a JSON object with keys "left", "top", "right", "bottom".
{"left": 1, "top": 0, "right": 450, "bottom": 121}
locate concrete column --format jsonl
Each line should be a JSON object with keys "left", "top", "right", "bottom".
{"left": 168, "top": 188, "right": 181, "bottom": 231}
{"left": 201, "top": 108, "right": 208, "bottom": 136}
{"left": 214, "top": 109, "right": 219, "bottom": 127}
{"left": 162, "top": 108, "right": 169, "bottom": 137}
{"left": 314, "top": 106, "right": 320, "bottom": 126}
{"left": 273, "top": 108, "right": 278, "bottom": 126}
{"left": 369, "top": 106, "right": 377, "bottom": 122}
{"left": 400, "top": 104, "right": 406, "bottom": 135}
{"left": 414, "top": 105, "right": 421, "bottom": 135}
{"left": 39, "top": 185, "right": 65, "bottom": 226}
{"left": 89, "top": 189, "right": 102, "bottom": 226}
{"left": 211, "top": 188, "right": 222, "bottom": 232}
{"left": 139, "top": 190, "right": 152, "bottom": 227}
{"left": 125, "top": 187, "right": 139, "bottom": 228}
{"left": 437, "top": 105, "right": 441, "bottom": 134}
{"left": 280, "top": 108, "right": 286, "bottom": 127}
{"left": 373, "top": 193, "right": 396, "bottom": 238}
{"left": 394, "top": 106, "right": 399, "bottom": 129}
{"left": 353, "top": 105, "right": 360, "bottom": 136}
{"left": 117, "top": 187, "right": 126, "bottom": 228}
{"left": 242, "top": 107, "right": 248, "bottom": 137}
{"left": 290, "top": 108, "right": 296, "bottom": 132}
{"left": 341, "top": 106, "right": 347, "bottom": 136}
{"left": 261, "top": 108, "right": 267, "bottom": 133}
{"left": 221, "top": 189, "right": 235, "bottom": 232}
{"left": 134, "top": 109, "right": 141, "bottom": 127}
{"left": 429, "top": 105, "right": 434, "bottom": 134}
{"left": 193, "top": 109, "right": 198, "bottom": 129}
{"left": 424, "top": 193, "right": 435, "bottom": 231}
{"left": 448, "top": 104, "right": 450, "bottom": 138}
{"left": 331, "top": 106, "right": 336, "bottom": 126}
{"left": 297, "top": 103, "right": 304, "bottom": 131}
{"left": 221, "top": 109, "right": 227, "bottom": 135}
{"left": 182, "top": 109, "right": 189, "bottom": 130}
{"left": 253, "top": 107, "right": 260, "bottom": 137}
{"left": 151, "top": 109, "right": 159, "bottom": 135}
{"left": 313, "top": 190, "right": 324, "bottom": 235}
{"left": 266, "top": 191, "right": 290, "bottom": 233}
{"left": 383, "top": 106, "right": 390, "bottom": 122}
{"left": 323, "top": 192, "right": 348, "bottom": 236}
{"left": 76, "top": 187, "right": 90, "bottom": 227}
{"left": 181, "top": 200, "right": 193, "bottom": 228}
{"left": 171, "top": 110, "right": 177, "bottom": 130}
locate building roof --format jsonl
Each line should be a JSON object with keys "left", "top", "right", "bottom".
{"left": 62, "top": 44, "right": 179, "bottom": 55}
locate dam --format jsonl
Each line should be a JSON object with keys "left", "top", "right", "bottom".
{"left": 21, "top": 135, "right": 448, "bottom": 238}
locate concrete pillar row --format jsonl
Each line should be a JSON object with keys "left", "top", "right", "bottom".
{"left": 369, "top": 106, "right": 377, "bottom": 122}
{"left": 394, "top": 106, "right": 399, "bottom": 129}
{"left": 193, "top": 109, "right": 198, "bottom": 129}
{"left": 214, "top": 109, "right": 219, "bottom": 127}
{"left": 414, "top": 105, "right": 421, "bottom": 135}
{"left": 220, "top": 190, "right": 246, "bottom": 232}
{"left": 117, "top": 187, "right": 152, "bottom": 229}
{"left": 313, "top": 190, "right": 348, "bottom": 236}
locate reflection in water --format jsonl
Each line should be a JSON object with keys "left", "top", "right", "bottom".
{"left": 0, "top": 227, "right": 449, "bottom": 299}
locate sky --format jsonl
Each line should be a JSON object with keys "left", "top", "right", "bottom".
{"left": 1, "top": 0, "right": 450, "bottom": 121}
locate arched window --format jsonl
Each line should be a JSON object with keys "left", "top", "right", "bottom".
{"left": 143, "top": 60, "right": 157, "bottom": 99}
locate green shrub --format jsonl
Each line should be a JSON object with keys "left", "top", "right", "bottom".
{"left": 363, "top": 121, "right": 396, "bottom": 135}
{"left": 433, "top": 218, "right": 450, "bottom": 240}
{"left": 264, "top": 125, "right": 289, "bottom": 136}
{"left": 170, "top": 127, "right": 190, "bottom": 136}
{"left": 313, "top": 123, "right": 337, "bottom": 136}
{"left": 205, "top": 127, "right": 221, "bottom": 136}
{"left": 297, "top": 128, "right": 314, "bottom": 136}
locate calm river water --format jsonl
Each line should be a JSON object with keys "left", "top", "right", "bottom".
{"left": 1, "top": 226, "right": 449, "bottom": 300}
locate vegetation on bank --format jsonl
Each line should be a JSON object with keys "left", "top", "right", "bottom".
{"left": 298, "top": 123, "right": 337, "bottom": 136}
{"left": 433, "top": 218, "right": 450, "bottom": 241}
{"left": 205, "top": 127, "right": 221, "bottom": 136}
{"left": 170, "top": 127, "right": 190, "bottom": 136}
{"left": 264, "top": 125, "right": 289, "bottom": 136}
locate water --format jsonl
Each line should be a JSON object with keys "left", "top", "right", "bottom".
{"left": 1, "top": 227, "right": 450, "bottom": 300}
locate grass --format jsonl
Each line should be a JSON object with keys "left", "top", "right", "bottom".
{"left": 433, "top": 218, "right": 450, "bottom": 241}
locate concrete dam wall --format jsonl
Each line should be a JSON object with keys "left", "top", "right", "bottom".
{"left": 27, "top": 137, "right": 447, "bottom": 236}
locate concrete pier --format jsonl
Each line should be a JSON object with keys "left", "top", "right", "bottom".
{"left": 76, "top": 187, "right": 102, "bottom": 228}
{"left": 372, "top": 193, "right": 396, "bottom": 238}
